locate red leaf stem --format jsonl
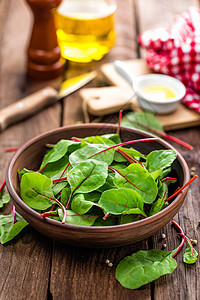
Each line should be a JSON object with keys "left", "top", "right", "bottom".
{"left": 5, "top": 148, "right": 18, "bottom": 152}
{"left": 52, "top": 177, "right": 67, "bottom": 184}
{"left": 41, "top": 194, "right": 67, "bottom": 224}
{"left": 72, "top": 137, "right": 82, "bottom": 142}
{"left": 116, "top": 148, "right": 146, "bottom": 168}
{"left": 172, "top": 220, "right": 185, "bottom": 258}
{"left": 164, "top": 175, "right": 197, "bottom": 202}
{"left": 161, "top": 177, "right": 177, "bottom": 183}
{"left": 12, "top": 205, "right": 16, "bottom": 225}
{"left": 87, "top": 138, "right": 158, "bottom": 159}
{"left": 117, "top": 110, "right": 123, "bottom": 135}
{"left": 178, "top": 233, "right": 194, "bottom": 258}
{"left": 0, "top": 180, "right": 6, "bottom": 191}
{"left": 40, "top": 211, "right": 57, "bottom": 218}
{"left": 39, "top": 163, "right": 49, "bottom": 173}
{"left": 103, "top": 212, "right": 110, "bottom": 220}
{"left": 127, "top": 118, "right": 193, "bottom": 150}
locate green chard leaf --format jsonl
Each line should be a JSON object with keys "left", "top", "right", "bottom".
{"left": 20, "top": 172, "right": 55, "bottom": 210}
{"left": 83, "top": 136, "right": 115, "bottom": 146}
{"left": 121, "top": 111, "right": 164, "bottom": 133}
{"left": 0, "top": 211, "right": 28, "bottom": 244}
{"left": 149, "top": 198, "right": 166, "bottom": 216}
{"left": 146, "top": 150, "right": 177, "bottom": 173}
{"left": 71, "top": 194, "right": 99, "bottom": 215}
{"left": 102, "top": 133, "right": 122, "bottom": 144}
{"left": 0, "top": 189, "right": 10, "bottom": 208}
{"left": 67, "top": 159, "right": 108, "bottom": 195}
{"left": 115, "top": 249, "right": 177, "bottom": 289}
{"left": 113, "top": 164, "right": 158, "bottom": 204}
{"left": 183, "top": 242, "right": 198, "bottom": 264}
{"left": 41, "top": 155, "right": 69, "bottom": 179}
{"left": 69, "top": 144, "right": 115, "bottom": 166}
{"left": 114, "top": 147, "right": 144, "bottom": 163}
{"left": 58, "top": 209, "right": 98, "bottom": 226}
{"left": 40, "top": 139, "right": 81, "bottom": 169}
{"left": 98, "top": 188, "right": 147, "bottom": 217}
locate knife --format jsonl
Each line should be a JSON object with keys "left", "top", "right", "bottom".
{"left": 0, "top": 71, "right": 97, "bottom": 132}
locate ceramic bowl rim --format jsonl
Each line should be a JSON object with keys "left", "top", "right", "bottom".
{"left": 6, "top": 123, "right": 190, "bottom": 233}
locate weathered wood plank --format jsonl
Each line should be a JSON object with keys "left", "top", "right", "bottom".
{"left": 50, "top": 241, "right": 150, "bottom": 300}
{"left": 136, "top": 1, "right": 200, "bottom": 299}
{"left": 0, "top": 0, "right": 61, "bottom": 299}
{"left": 53, "top": 1, "right": 151, "bottom": 299}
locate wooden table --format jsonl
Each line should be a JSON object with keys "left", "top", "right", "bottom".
{"left": 0, "top": 0, "right": 199, "bottom": 299}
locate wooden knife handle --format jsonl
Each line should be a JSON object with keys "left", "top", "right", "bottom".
{"left": 0, "top": 86, "right": 58, "bottom": 131}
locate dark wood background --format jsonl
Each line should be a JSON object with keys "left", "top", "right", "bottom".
{"left": 0, "top": 0, "right": 199, "bottom": 299}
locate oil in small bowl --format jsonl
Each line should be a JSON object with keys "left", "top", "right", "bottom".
{"left": 54, "top": 0, "right": 116, "bottom": 63}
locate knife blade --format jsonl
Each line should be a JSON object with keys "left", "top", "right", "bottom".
{"left": 0, "top": 71, "right": 97, "bottom": 132}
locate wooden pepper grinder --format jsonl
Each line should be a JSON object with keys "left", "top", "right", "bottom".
{"left": 26, "top": 0, "right": 65, "bottom": 80}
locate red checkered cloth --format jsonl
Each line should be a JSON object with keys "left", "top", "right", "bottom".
{"left": 139, "top": 7, "right": 200, "bottom": 113}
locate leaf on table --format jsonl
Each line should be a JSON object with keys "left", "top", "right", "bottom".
{"left": 20, "top": 172, "right": 55, "bottom": 210}
{"left": 113, "top": 164, "right": 158, "bottom": 204}
{"left": 67, "top": 159, "right": 108, "bottom": 195}
{"left": 0, "top": 212, "right": 28, "bottom": 244}
{"left": 146, "top": 150, "right": 177, "bottom": 173}
{"left": 115, "top": 249, "right": 177, "bottom": 289}
{"left": 58, "top": 209, "right": 98, "bottom": 226}
{"left": 183, "top": 242, "right": 198, "bottom": 264}
{"left": 121, "top": 111, "right": 164, "bottom": 133}
{"left": 0, "top": 192, "right": 10, "bottom": 209}
{"left": 98, "top": 188, "right": 146, "bottom": 217}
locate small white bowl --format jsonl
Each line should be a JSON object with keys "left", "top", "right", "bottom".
{"left": 134, "top": 74, "right": 186, "bottom": 114}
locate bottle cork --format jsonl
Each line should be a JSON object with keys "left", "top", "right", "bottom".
{"left": 26, "top": 0, "right": 65, "bottom": 80}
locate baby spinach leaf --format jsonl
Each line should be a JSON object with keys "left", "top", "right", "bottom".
{"left": 114, "top": 147, "right": 145, "bottom": 163}
{"left": 115, "top": 249, "right": 177, "bottom": 289}
{"left": 102, "top": 133, "right": 121, "bottom": 144}
{"left": 150, "top": 169, "right": 163, "bottom": 181}
{"left": 71, "top": 194, "right": 99, "bottom": 215}
{"left": 113, "top": 164, "right": 158, "bottom": 204}
{"left": 41, "top": 155, "right": 69, "bottom": 179}
{"left": 53, "top": 182, "right": 68, "bottom": 196}
{"left": 183, "top": 242, "right": 198, "bottom": 264}
{"left": 0, "top": 190, "right": 10, "bottom": 209}
{"left": 118, "top": 214, "right": 139, "bottom": 225}
{"left": 149, "top": 198, "right": 166, "bottom": 216}
{"left": 18, "top": 168, "right": 33, "bottom": 176}
{"left": 121, "top": 111, "right": 164, "bottom": 133}
{"left": 61, "top": 187, "right": 71, "bottom": 206}
{"left": 58, "top": 209, "right": 98, "bottom": 226}
{"left": 0, "top": 212, "right": 28, "bottom": 244}
{"left": 69, "top": 144, "right": 115, "bottom": 166}
{"left": 99, "top": 188, "right": 146, "bottom": 217}
{"left": 68, "top": 159, "right": 108, "bottom": 195}
{"left": 40, "top": 139, "right": 80, "bottom": 169}
{"left": 83, "top": 136, "right": 115, "bottom": 146}
{"left": 93, "top": 215, "right": 117, "bottom": 226}
{"left": 146, "top": 150, "right": 177, "bottom": 173}
{"left": 20, "top": 172, "right": 55, "bottom": 210}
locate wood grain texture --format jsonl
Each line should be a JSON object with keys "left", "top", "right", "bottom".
{"left": 136, "top": 1, "right": 200, "bottom": 300}
{"left": 0, "top": 1, "right": 60, "bottom": 299}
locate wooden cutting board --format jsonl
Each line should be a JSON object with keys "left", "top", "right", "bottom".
{"left": 79, "top": 59, "right": 200, "bottom": 130}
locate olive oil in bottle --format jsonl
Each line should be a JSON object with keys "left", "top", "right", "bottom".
{"left": 54, "top": 0, "right": 116, "bottom": 63}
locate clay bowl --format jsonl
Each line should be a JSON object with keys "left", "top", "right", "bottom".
{"left": 6, "top": 124, "right": 190, "bottom": 248}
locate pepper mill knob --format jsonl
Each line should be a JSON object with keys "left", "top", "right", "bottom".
{"left": 26, "top": 0, "right": 65, "bottom": 80}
